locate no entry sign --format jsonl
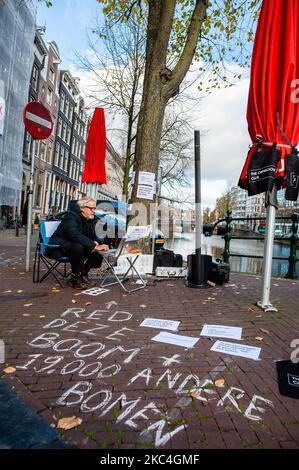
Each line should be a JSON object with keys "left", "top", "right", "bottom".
{"left": 23, "top": 101, "right": 53, "bottom": 140}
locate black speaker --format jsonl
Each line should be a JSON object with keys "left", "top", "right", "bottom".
{"left": 186, "top": 254, "right": 212, "bottom": 288}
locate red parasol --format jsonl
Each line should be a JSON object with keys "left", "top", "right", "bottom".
{"left": 238, "top": 0, "right": 299, "bottom": 311}
{"left": 239, "top": 0, "right": 299, "bottom": 195}
{"left": 82, "top": 107, "right": 107, "bottom": 185}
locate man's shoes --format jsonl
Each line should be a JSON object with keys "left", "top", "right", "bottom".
{"left": 81, "top": 272, "right": 96, "bottom": 287}
{"left": 68, "top": 274, "right": 87, "bottom": 290}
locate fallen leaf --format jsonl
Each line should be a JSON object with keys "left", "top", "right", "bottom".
{"left": 85, "top": 302, "right": 92, "bottom": 306}
{"left": 207, "top": 280, "right": 216, "bottom": 287}
{"left": 3, "top": 367, "right": 16, "bottom": 374}
{"left": 215, "top": 379, "right": 225, "bottom": 387}
{"left": 17, "top": 290, "right": 24, "bottom": 294}
{"left": 190, "top": 391, "right": 201, "bottom": 398}
{"left": 260, "top": 328, "right": 270, "bottom": 335}
{"left": 140, "top": 305, "right": 146, "bottom": 308}
{"left": 71, "top": 300, "right": 77, "bottom": 304}
{"left": 255, "top": 336, "right": 263, "bottom": 341}
{"left": 57, "top": 416, "right": 82, "bottom": 431}
{"left": 23, "top": 303, "right": 32, "bottom": 307}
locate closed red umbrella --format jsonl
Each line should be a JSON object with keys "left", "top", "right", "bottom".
{"left": 82, "top": 107, "right": 107, "bottom": 185}
{"left": 238, "top": 0, "right": 299, "bottom": 310}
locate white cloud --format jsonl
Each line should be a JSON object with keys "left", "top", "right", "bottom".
{"left": 197, "top": 78, "right": 250, "bottom": 186}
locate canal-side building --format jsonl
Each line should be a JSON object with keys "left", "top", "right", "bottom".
{"left": 33, "top": 40, "right": 60, "bottom": 218}
{"left": 52, "top": 70, "right": 80, "bottom": 212}
{"left": 0, "top": 0, "right": 35, "bottom": 227}
{"left": 21, "top": 28, "right": 48, "bottom": 217}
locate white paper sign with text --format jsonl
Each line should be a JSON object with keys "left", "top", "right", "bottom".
{"left": 211, "top": 341, "right": 261, "bottom": 360}
{"left": 140, "top": 318, "right": 180, "bottom": 331}
{"left": 200, "top": 325, "right": 242, "bottom": 340}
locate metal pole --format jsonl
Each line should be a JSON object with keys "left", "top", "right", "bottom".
{"left": 257, "top": 185, "right": 278, "bottom": 312}
{"left": 195, "top": 130, "right": 201, "bottom": 255}
{"left": 25, "top": 138, "right": 37, "bottom": 272}
{"left": 151, "top": 167, "right": 162, "bottom": 255}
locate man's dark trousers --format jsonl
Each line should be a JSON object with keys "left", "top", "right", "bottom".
{"left": 48, "top": 241, "right": 102, "bottom": 274}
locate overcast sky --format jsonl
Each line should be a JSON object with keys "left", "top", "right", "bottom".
{"left": 37, "top": 1, "right": 251, "bottom": 208}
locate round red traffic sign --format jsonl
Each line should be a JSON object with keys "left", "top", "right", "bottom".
{"left": 23, "top": 101, "right": 53, "bottom": 140}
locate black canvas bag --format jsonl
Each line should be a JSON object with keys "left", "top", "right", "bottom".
{"left": 285, "top": 153, "right": 299, "bottom": 201}
{"left": 276, "top": 360, "right": 299, "bottom": 399}
{"left": 209, "top": 259, "right": 230, "bottom": 285}
{"left": 153, "top": 249, "right": 182, "bottom": 271}
{"left": 247, "top": 145, "right": 281, "bottom": 196}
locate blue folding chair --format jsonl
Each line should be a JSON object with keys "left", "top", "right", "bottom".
{"left": 33, "top": 220, "right": 70, "bottom": 286}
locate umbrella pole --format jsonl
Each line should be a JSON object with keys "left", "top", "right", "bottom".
{"left": 257, "top": 185, "right": 278, "bottom": 312}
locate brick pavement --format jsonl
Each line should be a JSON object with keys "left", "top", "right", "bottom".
{"left": 0, "top": 234, "right": 299, "bottom": 450}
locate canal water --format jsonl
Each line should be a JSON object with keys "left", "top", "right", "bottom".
{"left": 166, "top": 232, "right": 299, "bottom": 277}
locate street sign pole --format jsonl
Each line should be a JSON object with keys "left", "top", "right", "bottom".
{"left": 22, "top": 101, "right": 53, "bottom": 272}
{"left": 25, "top": 138, "right": 37, "bottom": 272}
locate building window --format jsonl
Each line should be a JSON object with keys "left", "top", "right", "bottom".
{"left": 62, "top": 122, "right": 67, "bottom": 142}
{"left": 54, "top": 142, "right": 60, "bottom": 166}
{"left": 60, "top": 92, "right": 65, "bottom": 112}
{"left": 31, "top": 65, "right": 38, "bottom": 91}
{"left": 69, "top": 103, "right": 73, "bottom": 121}
{"left": 49, "top": 68, "right": 55, "bottom": 84}
{"left": 65, "top": 98, "right": 69, "bottom": 119}
{"left": 46, "top": 88, "right": 52, "bottom": 105}
{"left": 35, "top": 172, "right": 44, "bottom": 208}
{"left": 57, "top": 116, "right": 62, "bottom": 137}
{"left": 64, "top": 149, "right": 69, "bottom": 171}
{"left": 66, "top": 125, "right": 71, "bottom": 145}
{"left": 40, "top": 141, "right": 47, "bottom": 161}
{"left": 60, "top": 146, "right": 65, "bottom": 170}
{"left": 47, "top": 142, "right": 53, "bottom": 164}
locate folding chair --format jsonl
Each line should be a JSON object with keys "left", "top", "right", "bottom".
{"left": 33, "top": 220, "right": 70, "bottom": 287}
{"left": 99, "top": 238, "right": 147, "bottom": 293}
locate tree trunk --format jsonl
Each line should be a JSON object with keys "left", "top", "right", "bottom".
{"left": 129, "top": 0, "right": 208, "bottom": 223}
{"left": 130, "top": 0, "right": 176, "bottom": 217}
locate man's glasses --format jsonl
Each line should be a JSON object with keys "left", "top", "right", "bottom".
{"left": 85, "top": 206, "right": 96, "bottom": 211}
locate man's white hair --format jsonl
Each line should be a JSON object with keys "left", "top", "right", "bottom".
{"left": 77, "top": 196, "right": 95, "bottom": 209}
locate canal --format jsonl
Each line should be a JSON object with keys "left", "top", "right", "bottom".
{"left": 166, "top": 233, "right": 299, "bottom": 277}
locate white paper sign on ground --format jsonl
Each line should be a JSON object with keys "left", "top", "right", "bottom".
{"left": 200, "top": 324, "right": 242, "bottom": 340}
{"left": 152, "top": 332, "right": 199, "bottom": 348}
{"left": 82, "top": 287, "right": 109, "bottom": 296}
{"left": 211, "top": 341, "right": 261, "bottom": 360}
{"left": 140, "top": 318, "right": 180, "bottom": 331}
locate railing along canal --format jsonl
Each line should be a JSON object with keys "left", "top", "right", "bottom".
{"left": 205, "top": 211, "right": 299, "bottom": 279}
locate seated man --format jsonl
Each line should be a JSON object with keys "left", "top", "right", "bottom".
{"left": 47, "top": 196, "right": 109, "bottom": 289}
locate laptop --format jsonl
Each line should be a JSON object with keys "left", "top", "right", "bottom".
{"left": 97, "top": 238, "right": 126, "bottom": 258}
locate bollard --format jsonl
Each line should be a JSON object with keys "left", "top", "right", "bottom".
{"left": 286, "top": 213, "right": 298, "bottom": 279}
{"left": 222, "top": 210, "right": 232, "bottom": 264}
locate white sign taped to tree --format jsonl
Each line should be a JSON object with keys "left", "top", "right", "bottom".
{"left": 137, "top": 171, "right": 155, "bottom": 200}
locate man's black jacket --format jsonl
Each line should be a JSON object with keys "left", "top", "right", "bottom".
{"left": 49, "top": 206, "right": 100, "bottom": 251}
